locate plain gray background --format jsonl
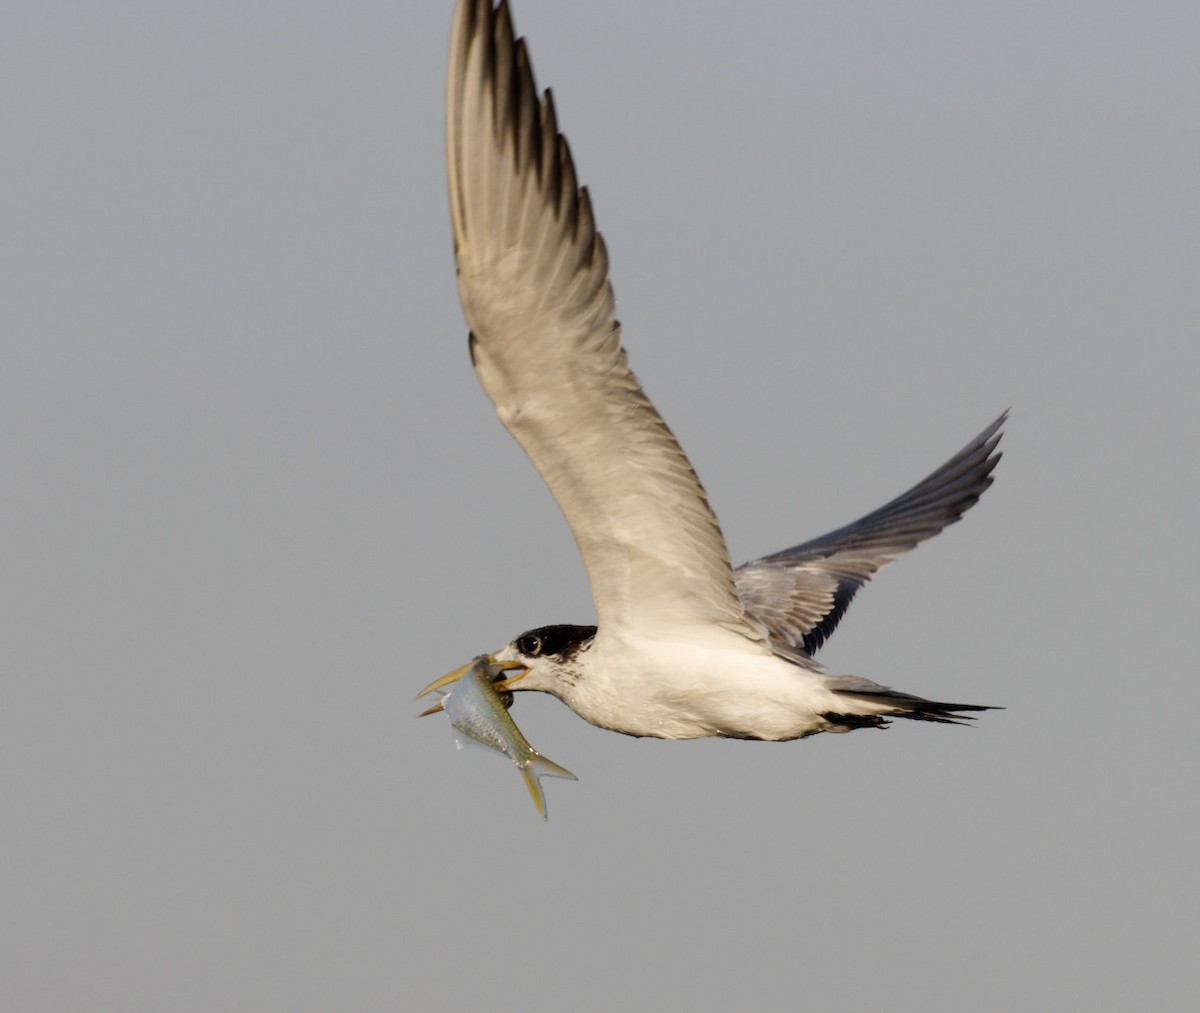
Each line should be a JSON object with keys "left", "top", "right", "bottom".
{"left": 4, "top": 1, "right": 1197, "bottom": 1009}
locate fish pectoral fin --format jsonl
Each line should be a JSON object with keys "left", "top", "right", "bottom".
{"left": 519, "top": 753, "right": 579, "bottom": 821}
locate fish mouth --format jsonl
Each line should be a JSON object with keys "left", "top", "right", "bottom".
{"left": 414, "top": 655, "right": 528, "bottom": 716}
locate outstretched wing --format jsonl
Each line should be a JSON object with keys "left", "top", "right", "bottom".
{"left": 736, "top": 414, "right": 1005, "bottom": 656}
{"left": 446, "top": 0, "right": 751, "bottom": 638}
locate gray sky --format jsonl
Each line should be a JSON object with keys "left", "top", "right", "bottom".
{"left": 4, "top": 1, "right": 1197, "bottom": 1010}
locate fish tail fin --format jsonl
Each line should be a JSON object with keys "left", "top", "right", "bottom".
{"left": 520, "top": 753, "right": 578, "bottom": 821}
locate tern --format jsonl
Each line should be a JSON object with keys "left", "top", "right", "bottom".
{"left": 419, "top": 0, "right": 1003, "bottom": 742}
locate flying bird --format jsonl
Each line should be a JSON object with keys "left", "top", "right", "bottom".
{"left": 419, "top": 0, "right": 1003, "bottom": 743}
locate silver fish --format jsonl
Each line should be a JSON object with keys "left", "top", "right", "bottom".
{"left": 416, "top": 655, "right": 576, "bottom": 819}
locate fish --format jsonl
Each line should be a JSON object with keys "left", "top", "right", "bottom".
{"left": 416, "top": 655, "right": 576, "bottom": 819}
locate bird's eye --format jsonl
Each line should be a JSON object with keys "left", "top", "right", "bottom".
{"left": 518, "top": 634, "right": 543, "bottom": 657}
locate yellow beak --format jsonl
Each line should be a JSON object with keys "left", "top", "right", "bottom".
{"left": 414, "top": 657, "right": 527, "bottom": 716}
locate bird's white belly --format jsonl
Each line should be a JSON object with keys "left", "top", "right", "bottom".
{"left": 560, "top": 632, "right": 841, "bottom": 741}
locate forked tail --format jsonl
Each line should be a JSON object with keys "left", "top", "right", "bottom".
{"left": 519, "top": 753, "right": 578, "bottom": 820}
{"left": 821, "top": 682, "right": 1000, "bottom": 732}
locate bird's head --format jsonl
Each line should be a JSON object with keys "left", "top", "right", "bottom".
{"left": 415, "top": 624, "right": 597, "bottom": 707}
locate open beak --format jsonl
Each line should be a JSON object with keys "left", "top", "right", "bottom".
{"left": 414, "top": 656, "right": 527, "bottom": 716}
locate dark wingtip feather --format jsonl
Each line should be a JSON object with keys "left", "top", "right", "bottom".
{"left": 834, "top": 689, "right": 1003, "bottom": 726}
{"left": 800, "top": 580, "right": 860, "bottom": 655}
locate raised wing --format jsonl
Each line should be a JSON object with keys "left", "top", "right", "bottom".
{"left": 736, "top": 414, "right": 1005, "bottom": 656}
{"left": 446, "top": 0, "right": 750, "bottom": 637}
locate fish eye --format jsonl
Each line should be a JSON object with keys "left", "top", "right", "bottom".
{"left": 518, "top": 633, "right": 543, "bottom": 657}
